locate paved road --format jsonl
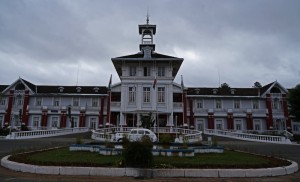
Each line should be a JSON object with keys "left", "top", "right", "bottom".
{"left": 0, "top": 134, "right": 300, "bottom": 182}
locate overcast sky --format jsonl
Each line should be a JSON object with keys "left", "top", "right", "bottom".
{"left": 0, "top": 0, "right": 299, "bottom": 89}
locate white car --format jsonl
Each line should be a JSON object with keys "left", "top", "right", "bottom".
{"left": 128, "top": 128, "right": 157, "bottom": 142}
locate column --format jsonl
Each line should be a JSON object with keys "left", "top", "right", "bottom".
{"left": 60, "top": 111, "right": 67, "bottom": 128}
{"left": 106, "top": 91, "right": 111, "bottom": 127}
{"left": 227, "top": 113, "right": 233, "bottom": 130}
{"left": 22, "top": 90, "right": 29, "bottom": 126}
{"left": 182, "top": 91, "right": 188, "bottom": 127}
{"left": 208, "top": 112, "right": 214, "bottom": 129}
{"left": 41, "top": 109, "right": 48, "bottom": 128}
{"left": 79, "top": 111, "right": 86, "bottom": 127}
{"left": 4, "top": 90, "right": 14, "bottom": 126}
{"left": 99, "top": 97, "right": 104, "bottom": 127}
{"left": 246, "top": 113, "right": 253, "bottom": 130}
{"left": 282, "top": 94, "right": 291, "bottom": 131}
{"left": 266, "top": 94, "right": 273, "bottom": 129}
{"left": 189, "top": 98, "right": 194, "bottom": 129}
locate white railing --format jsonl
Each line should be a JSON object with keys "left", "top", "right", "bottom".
{"left": 91, "top": 127, "right": 203, "bottom": 143}
{"left": 5, "top": 127, "right": 90, "bottom": 140}
{"left": 204, "top": 129, "right": 292, "bottom": 144}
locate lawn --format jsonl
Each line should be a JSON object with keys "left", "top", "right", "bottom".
{"left": 9, "top": 147, "right": 290, "bottom": 169}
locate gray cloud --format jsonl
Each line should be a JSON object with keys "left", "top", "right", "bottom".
{"left": 0, "top": 0, "right": 299, "bottom": 88}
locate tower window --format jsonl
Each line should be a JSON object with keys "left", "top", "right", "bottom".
{"left": 129, "top": 66, "right": 136, "bottom": 76}
{"left": 129, "top": 87, "right": 136, "bottom": 103}
{"left": 144, "top": 67, "right": 150, "bottom": 76}
{"left": 157, "top": 87, "right": 165, "bottom": 103}
{"left": 143, "top": 87, "right": 151, "bottom": 103}
{"left": 158, "top": 66, "right": 165, "bottom": 77}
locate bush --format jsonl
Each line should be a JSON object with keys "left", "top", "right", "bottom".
{"left": 160, "top": 133, "right": 172, "bottom": 149}
{"left": 123, "top": 140, "right": 153, "bottom": 168}
{"left": 0, "top": 128, "right": 10, "bottom": 136}
{"left": 121, "top": 136, "right": 130, "bottom": 149}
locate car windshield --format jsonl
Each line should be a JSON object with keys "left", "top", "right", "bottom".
{"left": 145, "top": 131, "right": 150, "bottom": 134}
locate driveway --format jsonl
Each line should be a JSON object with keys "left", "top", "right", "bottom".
{"left": 0, "top": 134, "right": 299, "bottom": 182}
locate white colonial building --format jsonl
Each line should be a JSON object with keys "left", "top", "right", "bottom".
{"left": 0, "top": 19, "right": 298, "bottom": 134}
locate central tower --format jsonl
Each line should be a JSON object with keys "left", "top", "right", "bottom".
{"left": 111, "top": 18, "right": 184, "bottom": 127}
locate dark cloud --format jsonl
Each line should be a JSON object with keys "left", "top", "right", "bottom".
{"left": 0, "top": 0, "right": 299, "bottom": 88}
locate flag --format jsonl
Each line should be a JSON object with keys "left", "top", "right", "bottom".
{"left": 152, "top": 76, "right": 157, "bottom": 89}
{"left": 181, "top": 75, "right": 185, "bottom": 90}
{"left": 108, "top": 74, "right": 112, "bottom": 90}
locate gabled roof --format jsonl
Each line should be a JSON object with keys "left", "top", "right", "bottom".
{"left": 260, "top": 81, "right": 288, "bottom": 97}
{"left": 2, "top": 77, "right": 36, "bottom": 94}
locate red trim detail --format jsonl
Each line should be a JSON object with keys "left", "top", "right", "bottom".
{"left": 4, "top": 90, "right": 14, "bottom": 126}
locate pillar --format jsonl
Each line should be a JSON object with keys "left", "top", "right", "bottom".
{"left": 4, "top": 90, "right": 14, "bottom": 126}
{"left": 266, "top": 94, "right": 273, "bottom": 129}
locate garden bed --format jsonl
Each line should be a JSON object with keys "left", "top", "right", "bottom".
{"left": 8, "top": 147, "right": 291, "bottom": 169}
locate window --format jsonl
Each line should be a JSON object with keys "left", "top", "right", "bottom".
{"left": 92, "top": 97, "right": 99, "bottom": 107}
{"left": 196, "top": 100, "right": 203, "bottom": 109}
{"left": 234, "top": 100, "right": 240, "bottom": 109}
{"left": 157, "top": 66, "right": 165, "bottom": 77}
{"left": 143, "top": 87, "right": 150, "bottom": 103}
{"left": 53, "top": 97, "right": 60, "bottom": 106}
{"left": 235, "top": 120, "right": 242, "bottom": 130}
{"left": 215, "top": 99, "right": 222, "bottom": 109}
{"left": 216, "top": 120, "right": 223, "bottom": 130}
{"left": 73, "top": 97, "right": 79, "bottom": 107}
{"left": 252, "top": 100, "right": 259, "bottom": 109}
{"left": 73, "top": 117, "right": 79, "bottom": 128}
{"left": 51, "top": 117, "right": 59, "bottom": 128}
{"left": 272, "top": 98, "right": 282, "bottom": 110}
{"left": 144, "top": 67, "right": 150, "bottom": 76}
{"left": 254, "top": 120, "right": 261, "bottom": 131}
{"left": 90, "top": 117, "right": 97, "bottom": 129}
{"left": 129, "top": 66, "right": 136, "bottom": 76}
{"left": 129, "top": 87, "right": 136, "bottom": 103}
{"left": 36, "top": 97, "right": 42, "bottom": 106}
{"left": 157, "top": 87, "right": 165, "bottom": 103}
{"left": 0, "top": 97, "right": 6, "bottom": 106}
{"left": 33, "top": 116, "right": 40, "bottom": 128}
{"left": 14, "top": 95, "right": 23, "bottom": 106}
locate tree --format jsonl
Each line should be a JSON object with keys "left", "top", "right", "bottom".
{"left": 141, "top": 112, "right": 155, "bottom": 129}
{"left": 253, "top": 81, "right": 262, "bottom": 88}
{"left": 288, "top": 84, "right": 300, "bottom": 120}
{"left": 220, "top": 82, "right": 230, "bottom": 88}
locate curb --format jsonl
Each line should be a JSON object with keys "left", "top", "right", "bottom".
{"left": 1, "top": 155, "right": 298, "bottom": 178}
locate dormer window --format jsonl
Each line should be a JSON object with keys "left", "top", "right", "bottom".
{"left": 212, "top": 89, "right": 218, "bottom": 94}
{"left": 230, "top": 89, "right": 236, "bottom": 95}
{"left": 76, "top": 87, "right": 81, "bottom": 93}
{"left": 58, "top": 87, "right": 64, "bottom": 92}
{"left": 94, "top": 87, "right": 99, "bottom": 93}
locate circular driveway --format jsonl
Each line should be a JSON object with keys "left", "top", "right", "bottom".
{"left": 0, "top": 134, "right": 300, "bottom": 182}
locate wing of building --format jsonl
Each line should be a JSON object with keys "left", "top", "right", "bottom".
{"left": 0, "top": 19, "right": 298, "bottom": 134}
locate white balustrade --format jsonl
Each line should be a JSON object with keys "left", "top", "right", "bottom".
{"left": 91, "top": 127, "right": 203, "bottom": 143}
{"left": 5, "top": 127, "right": 89, "bottom": 140}
{"left": 204, "top": 129, "right": 292, "bottom": 144}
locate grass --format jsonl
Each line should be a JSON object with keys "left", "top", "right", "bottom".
{"left": 9, "top": 147, "right": 291, "bottom": 169}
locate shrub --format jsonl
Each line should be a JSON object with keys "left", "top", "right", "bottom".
{"left": 123, "top": 141, "right": 153, "bottom": 168}
{"left": 160, "top": 133, "right": 172, "bottom": 149}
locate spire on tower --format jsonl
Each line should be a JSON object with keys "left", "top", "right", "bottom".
{"left": 146, "top": 10, "right": 150, "bottom": 24}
